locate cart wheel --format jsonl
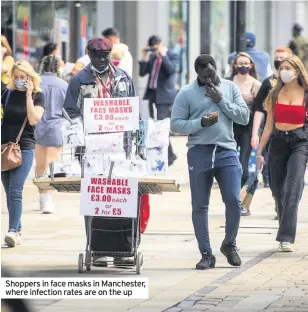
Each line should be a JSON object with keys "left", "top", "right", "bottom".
{"left": 85, "top": 251, "right": 91, "bottom": 271}
{"left": 78, "top": 253, "right": 84, "bottom": 273}
{"left": 136, "top": 252, "right": 143, "bottom": 275}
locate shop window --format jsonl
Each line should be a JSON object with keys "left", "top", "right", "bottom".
{"left": 1, "top": 1, "right": 14, "bottom": 49}
{"left": 169, "top": 0, "right": 189, "bottom": 89}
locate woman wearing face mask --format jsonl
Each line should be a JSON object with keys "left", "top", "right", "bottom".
{"left": 257, "top": 55, "right": 308, "bottom": 252}
{"left": 35, "top": 55, "right": 68, "bottom": 213}
{"left": 1, "top": 60, "right": 45, "bottom": 247}
{"left": 229, "top": 52, "right": 261, "bottom": 216}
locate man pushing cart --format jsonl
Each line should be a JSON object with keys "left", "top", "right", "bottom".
{"left": 63, "top": 37, "right": 139, "bottom": 268}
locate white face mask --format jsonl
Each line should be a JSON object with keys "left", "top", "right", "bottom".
{"left": 280, "top": 70, "right": 297, "bottom": 84}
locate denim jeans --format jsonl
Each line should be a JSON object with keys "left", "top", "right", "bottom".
{"left": 269, "top": 128, "right": 308, "bottom": 243}
{"left": 1, "top": 149, "right": 34, "bottom": 232}
{"left": 234, "top": 124, "right": 253, "bottom": 187}
{"left": 187, "top": 145, "right": 242, "bottom": 254}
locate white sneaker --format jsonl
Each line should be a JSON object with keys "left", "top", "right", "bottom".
{"left": 40, "top": 194, "right": 55, "bottom": 214}
{"left": 5, "top": 232, "right": 22, "bottom": 247}
{"left": 279, "top": 242, "right": 293, "bottom": 252}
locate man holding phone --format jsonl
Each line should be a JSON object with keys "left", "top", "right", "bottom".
{"left": 139, "top": 35, "right": 179, "bottom": 166}
{"left": 171, "top": 54, "right": 249, "bottom": 270}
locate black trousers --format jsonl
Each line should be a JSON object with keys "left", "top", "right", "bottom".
{"left": 149, "top": 100, "right": 176, "bottom": 162}
{"left": 234, "top": 124, "right": 253, "bottom": 188}
{"left": 269, "top": 128, "right": 308, "bottom": 243}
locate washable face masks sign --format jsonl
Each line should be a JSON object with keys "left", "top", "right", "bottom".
{"left": 15, "top": 80, "right": 26, "bottom": 89}
{"left": 280, "top": 70, "right": 296, "bottom": 84}
{"left": 237, "top": 66, "right": 250, "bottom": 75}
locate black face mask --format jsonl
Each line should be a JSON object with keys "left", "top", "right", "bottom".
{"left": 89, "top": 51, "right": 111, "bottom": 73}
{"left": 274, "top": 60, "right": 282, "bottom": 71}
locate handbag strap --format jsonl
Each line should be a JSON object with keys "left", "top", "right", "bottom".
{"left": 304, "top": 90, "right": 308, "bottom": 123}
{"left": 16, "top": 117, "right": 28, "bottom": 143}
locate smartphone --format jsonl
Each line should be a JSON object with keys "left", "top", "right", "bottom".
{"left": 146, "top": 48, "right": 157, "bottom": 53}
{"left": 205, "top": 111, "right": 219, "bottom": 121}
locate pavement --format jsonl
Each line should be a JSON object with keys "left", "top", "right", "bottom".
{"left": 1, "top": 136, "right": 308, "bottom": 312}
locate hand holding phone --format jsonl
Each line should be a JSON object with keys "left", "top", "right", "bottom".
{"left": 201, "top": 111, "right": 219, "bottom": 128}
{"left": 24, "top": 77, "right": 34, "bottom": 94}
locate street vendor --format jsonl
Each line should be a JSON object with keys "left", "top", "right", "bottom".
{"left": 171, "top": 54, "right": 250, "bottom": 270}
{"left": 63, "top": 37, "right": 137, "bottom": 267}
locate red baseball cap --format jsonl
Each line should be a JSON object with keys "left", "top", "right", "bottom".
{"left": 87, "top": 37, "right": 113, "bottom": 52}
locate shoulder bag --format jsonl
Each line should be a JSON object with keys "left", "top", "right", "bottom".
{"left": 1, "top": 117, "right": 28, "bottom": 171}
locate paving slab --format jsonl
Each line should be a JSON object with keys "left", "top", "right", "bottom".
{"left": 2, "top": 136, "right": 308, "bottom": 312}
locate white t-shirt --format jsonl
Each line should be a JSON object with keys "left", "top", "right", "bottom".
{"left": 77, "top": 54, "right": 90, "bottom": 67}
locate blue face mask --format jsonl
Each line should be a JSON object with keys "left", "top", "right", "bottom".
{"left": 237, "top": 66, "right": 250, "bottom": 75}
{"left": 15, "top": 79, "right": 26, "bottom": 90}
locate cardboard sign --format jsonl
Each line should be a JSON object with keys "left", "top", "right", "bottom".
{"left": 83, "top": 97, "right": 139, "bottom": 134}
{"left": 80, "top": 176, "right": 139, "bottom": 218}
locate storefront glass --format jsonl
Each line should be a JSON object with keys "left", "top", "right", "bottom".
{"left": 79, "top": 1, "right": 97, "bottom": 58}
{"left": 168, "top": 0, "right": 189, "bottom": 89}
{"left": 1, "top": 0, "right": 14, "bottom": 49}
{"left": 29, "top": 1, "right": 55, "bottom": 69}
{"left": 210, "top": 0, "right": 230, "bottom": 77}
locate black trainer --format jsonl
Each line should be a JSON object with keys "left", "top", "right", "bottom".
{"left": 196, "top": 252, "right": 216, "bottom": 270}
{"left": 220, "top": 243, "right": 241, "bottom": 267}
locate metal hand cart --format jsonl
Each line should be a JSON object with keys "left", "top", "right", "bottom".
{"left": 33, "top": 121, "right": 180, "bottom": 274}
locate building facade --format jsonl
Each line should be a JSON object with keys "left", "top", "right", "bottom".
{"left": 1, "top": 0, "right": 308, "bottom": 117}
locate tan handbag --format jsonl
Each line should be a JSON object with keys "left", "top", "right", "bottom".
{"left": 1, "top": 117, "right": 28, "bottom": 171}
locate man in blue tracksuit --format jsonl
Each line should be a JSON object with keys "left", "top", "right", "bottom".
{"left": 171, "top": 54, "right": 249, "bottom": 270}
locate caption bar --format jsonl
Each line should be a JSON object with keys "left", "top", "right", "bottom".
{"left": 1, "top": 278, "right": 149, "bottom": 299}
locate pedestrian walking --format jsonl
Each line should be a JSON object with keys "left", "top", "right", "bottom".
{"left": 257, "top": 55, "right": 308, "bottom": 252}
{"left": 63, "top": 37, "right": 136, "bottom": 266}
{"left": 39, "top": 42, "right": 65, "bottom": 72}
{"left": 1, "top": 60, "right": 45, "bottom": 247}
{"left": 229, "top": 32, "right": 272, "bottom": 82}
{"left": 228, "top": 52, "right": 261, "bottom": 217}
{"left": 139, "top": 35, "right": 179, "bottom": 166}
{"left": 251, "top": 46, "right": 293, "bottom": 219}
{"left": 35, "top": 55, "right": 68, "bottom": 214}
{"left": 71, "top": 48, "right": 90, "bottom": 76}
{"left": 171, "top": 54, "right": 250, "bottom": 269}
{"left": 289, "top": 23, "right": 308, "bottom": 70}
{"left": 102, "top": 28, "right": 133, "bottom": 77}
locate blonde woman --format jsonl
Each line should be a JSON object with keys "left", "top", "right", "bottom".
{"left": 257, "top": 55, "right": 308, "bottom": 252}
{"left": 35, "top": 55, "right": 68, "bottom": 213}
{"left": 1, "top": 35, "right": 14, "bottom": 90}
{"left": 1, "top": 60, "right": 44, "bottom": 247}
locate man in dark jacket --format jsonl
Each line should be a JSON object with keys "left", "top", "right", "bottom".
{"left": 139, "top": 35, "right": 179, "bottom": 166}
{"left": 64, "top": 37, "right": 138, "bottom": 267}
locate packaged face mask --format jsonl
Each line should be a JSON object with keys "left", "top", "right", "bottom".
{"left": 146, "top": 147, "right": 168, "bottom": 175}
{"left": 52, "top": 159, "right": 81, "bottom": 177}
{"left": 61, "top": 117, "right": 85, "bottom": 147}
{"left": 103, "top": 153, "right": 131, "bottom": 176}
{"left": 85, "top": 133, "right": 124, "bottom": 154}
{"left": 83, "top": 154, "right": 104, "bottom": 176}
{"left": 145, "top": 118, "right": 170, "bottom": 148}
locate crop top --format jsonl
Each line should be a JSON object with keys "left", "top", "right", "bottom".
{"left": 274, "top": 98, "right": 306, "bottom": 124}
